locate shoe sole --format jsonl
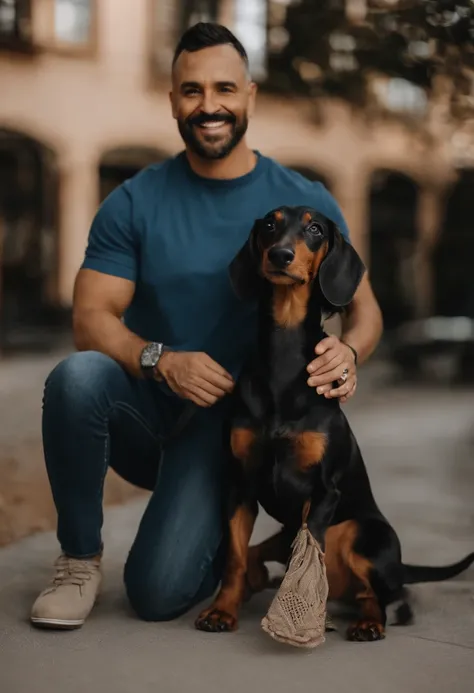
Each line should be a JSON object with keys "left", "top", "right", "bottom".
{"left": 30, "top": 617, "right": 85, "bottom": 630}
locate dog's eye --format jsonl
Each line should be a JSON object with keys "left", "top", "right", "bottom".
{"left": 308, "top": 222, "right": 323, "bottom": 236}
{"left": 265, "top": 221, "right": 276, "bottom": 232}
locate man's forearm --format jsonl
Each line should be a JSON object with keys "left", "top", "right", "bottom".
{"left": 73, "top": 309, "right": 147, "bottom": 378}
{"left": 340, "top": 277, "right": 383, "bottom": 366}
{"left": 341, "top": 312, "right": 382, "bottom": 366}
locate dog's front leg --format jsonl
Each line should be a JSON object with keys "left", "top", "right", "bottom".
{"left": 195, "top": 427, "right": 258, "bottom": 633}
{"left": 305, "top": 478, "right": 340, "bottom": 551}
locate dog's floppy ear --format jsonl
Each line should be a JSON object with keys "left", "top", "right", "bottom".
{"left": 228, "top": 220, "right": 262, "bottom": 301}
{"left": 318, "top": 223, "right": 366, "bottom": 308}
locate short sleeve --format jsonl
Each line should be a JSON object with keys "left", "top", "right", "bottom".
{"left": 313, "top": 182, "right": 351, "bottom": 241}
{"left": 81, "top": 183, "right": 138, "bottom": 281}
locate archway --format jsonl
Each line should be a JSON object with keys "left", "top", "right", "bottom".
{"left": 99, "top": 146, "right": 168, "bottom": 201}
{"left": 369, "top": 170, "right": 419, "bottom": 333}
{"left": 433, "top": 169, "right": 474, "bottom": 318}
{"left": 433, "top": 168, "right": 474, "bottom": 380}
{"left": 0, "top": 129, "right": 62, "bottom": 353}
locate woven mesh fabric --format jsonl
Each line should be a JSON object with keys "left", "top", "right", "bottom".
{"left": 261, "top": 524, "right": 329, "bottom": 648}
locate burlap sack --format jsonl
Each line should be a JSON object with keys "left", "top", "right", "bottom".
{"left": 261, "top": 524, "right": 329, "bottom": 648}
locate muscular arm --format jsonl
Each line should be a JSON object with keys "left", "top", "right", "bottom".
{"left": 340, "top": 273, "right": 383, "bottom": 366}
{"left": 73, "top": 269, "right": 147, "bottom": 378}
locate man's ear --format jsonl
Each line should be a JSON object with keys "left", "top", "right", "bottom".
{"left": 247, "top": 81, "right": 258, "bottom": 119}
{"left": 228, "top": 220, "right": 261, "bottom": 301}
{"left": 318, "top": 223, "right": 366, "bottom": 308}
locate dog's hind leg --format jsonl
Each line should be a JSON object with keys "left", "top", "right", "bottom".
{"left": 245, "top": 529, "right": 293, "bottom": 597}
{"left": 341, "top": 518, "right": 405, "bottom": 642}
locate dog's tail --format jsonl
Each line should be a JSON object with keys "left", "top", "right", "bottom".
{"left": 402, "top": 552, "right": 474, "bottom": 585}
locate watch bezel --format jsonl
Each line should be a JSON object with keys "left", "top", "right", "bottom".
{"left": 140, "top": 342, "right": 163, "bottom": 376}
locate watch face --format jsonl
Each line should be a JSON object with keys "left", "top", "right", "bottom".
{"left": 141, "top": 343, "right": 162, "bottom": 369}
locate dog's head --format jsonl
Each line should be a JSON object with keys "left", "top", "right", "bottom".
{"left": 229, "top": 206, "right": 366, "bottom": 309}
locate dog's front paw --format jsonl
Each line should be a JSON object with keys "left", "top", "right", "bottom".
{"left": 195, "top": 607, "right": 237, "bottom": 633}
{"left": 347, "top": 621, "right": 385, "bottom": 642}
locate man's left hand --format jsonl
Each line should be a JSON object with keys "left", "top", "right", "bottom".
{"left": 307, "top": 336, "right": 357, "bottom": 403}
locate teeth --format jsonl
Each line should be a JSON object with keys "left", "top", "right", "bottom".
{"left": 200, "top": 121, "right": 226, "bottom": 128}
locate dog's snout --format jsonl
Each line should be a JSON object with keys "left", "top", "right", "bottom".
{"left": 268, "top": 247, "right": 295, "bottom": 269}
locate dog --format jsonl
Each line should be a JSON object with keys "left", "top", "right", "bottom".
{"left": 195, "top": 206, "right": 474, "bottom": 641}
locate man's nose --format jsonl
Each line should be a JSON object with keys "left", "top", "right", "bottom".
{"left": 268, "top": 246, "right": 295, "bottom": 268}
{"left": 201, "top": 89, "right": 219, "bottom": 114}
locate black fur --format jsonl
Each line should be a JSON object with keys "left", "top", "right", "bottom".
{"left": 196, "top": 206, "right": 474, "bottom": 639}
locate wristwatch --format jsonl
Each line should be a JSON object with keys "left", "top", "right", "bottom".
{"left": 140, "top": 342, "right": 164, "bottom": 379}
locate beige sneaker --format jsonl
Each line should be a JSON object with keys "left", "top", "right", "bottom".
{"left": 30, "top": 554, "right": 102, "bottom": 629}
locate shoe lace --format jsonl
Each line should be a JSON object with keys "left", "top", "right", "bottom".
{"left": 47, "top": 555, "right": 98, "bottom": 590}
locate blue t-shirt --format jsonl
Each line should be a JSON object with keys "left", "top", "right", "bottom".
{"left": 82, "top": 151, "right": 349, "bottom": 378}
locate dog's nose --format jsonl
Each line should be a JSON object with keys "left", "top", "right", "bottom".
{"left": 268, "top": 247, "right": 295, "bottom": 268}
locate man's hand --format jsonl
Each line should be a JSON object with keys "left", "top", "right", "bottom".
{"left": 157, "top": 351, "right": 235, "bottom": 407}
{"left": 307, "top": 336, "right": 357, "bottom": 403}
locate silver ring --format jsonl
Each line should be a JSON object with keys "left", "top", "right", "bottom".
{"left": 340, "top": 368, "right": 349, "bottom": 383}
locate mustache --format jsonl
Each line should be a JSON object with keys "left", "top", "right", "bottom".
{"left": 186, "top": 112, "right": 236, "bottom": 127}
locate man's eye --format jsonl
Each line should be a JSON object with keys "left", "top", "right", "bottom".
{"left": 308, "top": 223, "right": 323, "bottom": 235}
{"left": 184, "top": 89, "right": 199, "bottom": 96}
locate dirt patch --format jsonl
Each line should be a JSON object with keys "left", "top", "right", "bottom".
{"left": 0, "top": 439, "right": 147, "bottom": 547}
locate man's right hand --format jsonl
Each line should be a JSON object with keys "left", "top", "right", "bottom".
{"left": 156, "top": 351, "right": 235, "bottom": 407}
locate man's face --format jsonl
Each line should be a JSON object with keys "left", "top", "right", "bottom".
{"left": 170, "top": 44, "right": 257, "bottom": 160}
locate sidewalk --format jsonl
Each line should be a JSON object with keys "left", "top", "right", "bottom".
{"left": 1, "top": 351, "right": 473, "bottom": 692}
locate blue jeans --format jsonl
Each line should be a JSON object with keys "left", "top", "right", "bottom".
{"left": 42, "top": 351, "right": 229, "bottom": 621}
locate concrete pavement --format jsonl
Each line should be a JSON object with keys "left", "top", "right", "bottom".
{"left": 1, "top": 356, "right": 474, "bottom": 692}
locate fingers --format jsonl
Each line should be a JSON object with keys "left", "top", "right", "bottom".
{"left": 201, "top": 353, "right": 234, "bottom": 383}
{"left": 186, "top": 383, "right": 220, "bottom": 407}
{"left": 339, "top": 381, "right": 357, "bottom": 404}
{"left": 314, "top": 335, "right": 338, "bottom": 356}
{"left": 307, "top": 351, "right": 344, "bottom": 376}
{"left": 193, "top": 375, "right": 230, "bottom": 399}
{"left": 201, "top": 366, "right": 235, "bottom": 394}
{"left": 308, "top": 362, "right": 352, "bottom": 390}
{"left": 328, "top": 377, "right": 357, "bottom": 402}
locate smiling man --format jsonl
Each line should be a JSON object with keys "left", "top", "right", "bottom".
{"left": 30, "top": 23, "right": 382, "bottom": 630}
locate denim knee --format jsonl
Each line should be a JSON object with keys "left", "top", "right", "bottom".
{"left": 43, "top": 351, "right": 121, "bottom": 412}
{"left": 124, "top": 554, "right": 218, "bottom": 622}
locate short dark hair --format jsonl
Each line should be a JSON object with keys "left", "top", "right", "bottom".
{"left": 172, "top": 22, "right": 249, "bottom": 69}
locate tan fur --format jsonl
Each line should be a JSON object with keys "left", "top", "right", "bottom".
{"left": 293, "top": 431, "right": 327, "bottom": 470}
{"left": 272, "top": 282, "right": 311, "bottom": 328}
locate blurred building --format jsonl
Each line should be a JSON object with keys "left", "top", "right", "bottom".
{"left": 0, "top": 0, "right": 473, "bottom": 356}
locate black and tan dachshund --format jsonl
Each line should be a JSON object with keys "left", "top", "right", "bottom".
{"left": 195, "top": 206, "right": 474, "bottom": 641}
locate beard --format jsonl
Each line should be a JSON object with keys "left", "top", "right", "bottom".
{"left": 177, "top": 111, "right": 248, "bottom": 160}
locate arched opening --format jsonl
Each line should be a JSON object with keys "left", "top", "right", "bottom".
{"left": 369, "top": 170, "right": 419, "bottom": 333}
{"left": 433, "top": 169, "right": 474, "bottom": 318}
{"left": 287, "top": 165, "right": 332, "bottom": 191}
{"left": 433, "top": 169, "right": 474, "bottom": 380}
{"left": 0, "top": 129, "right": 64, "bottom": 354}
{"left": 99, "top": 146, "right": 168, "bottom": 201}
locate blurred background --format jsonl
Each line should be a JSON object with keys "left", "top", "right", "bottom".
{"left": 0, "top": 0, "right": 474, "bottom": 547}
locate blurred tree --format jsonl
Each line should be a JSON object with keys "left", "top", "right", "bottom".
{"left": 264, "top": 1, "right": 474, "bottom": 120}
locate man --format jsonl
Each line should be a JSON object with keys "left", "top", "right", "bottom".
{"left": 30, "top": 22, "right": 382, "bottom": 629}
